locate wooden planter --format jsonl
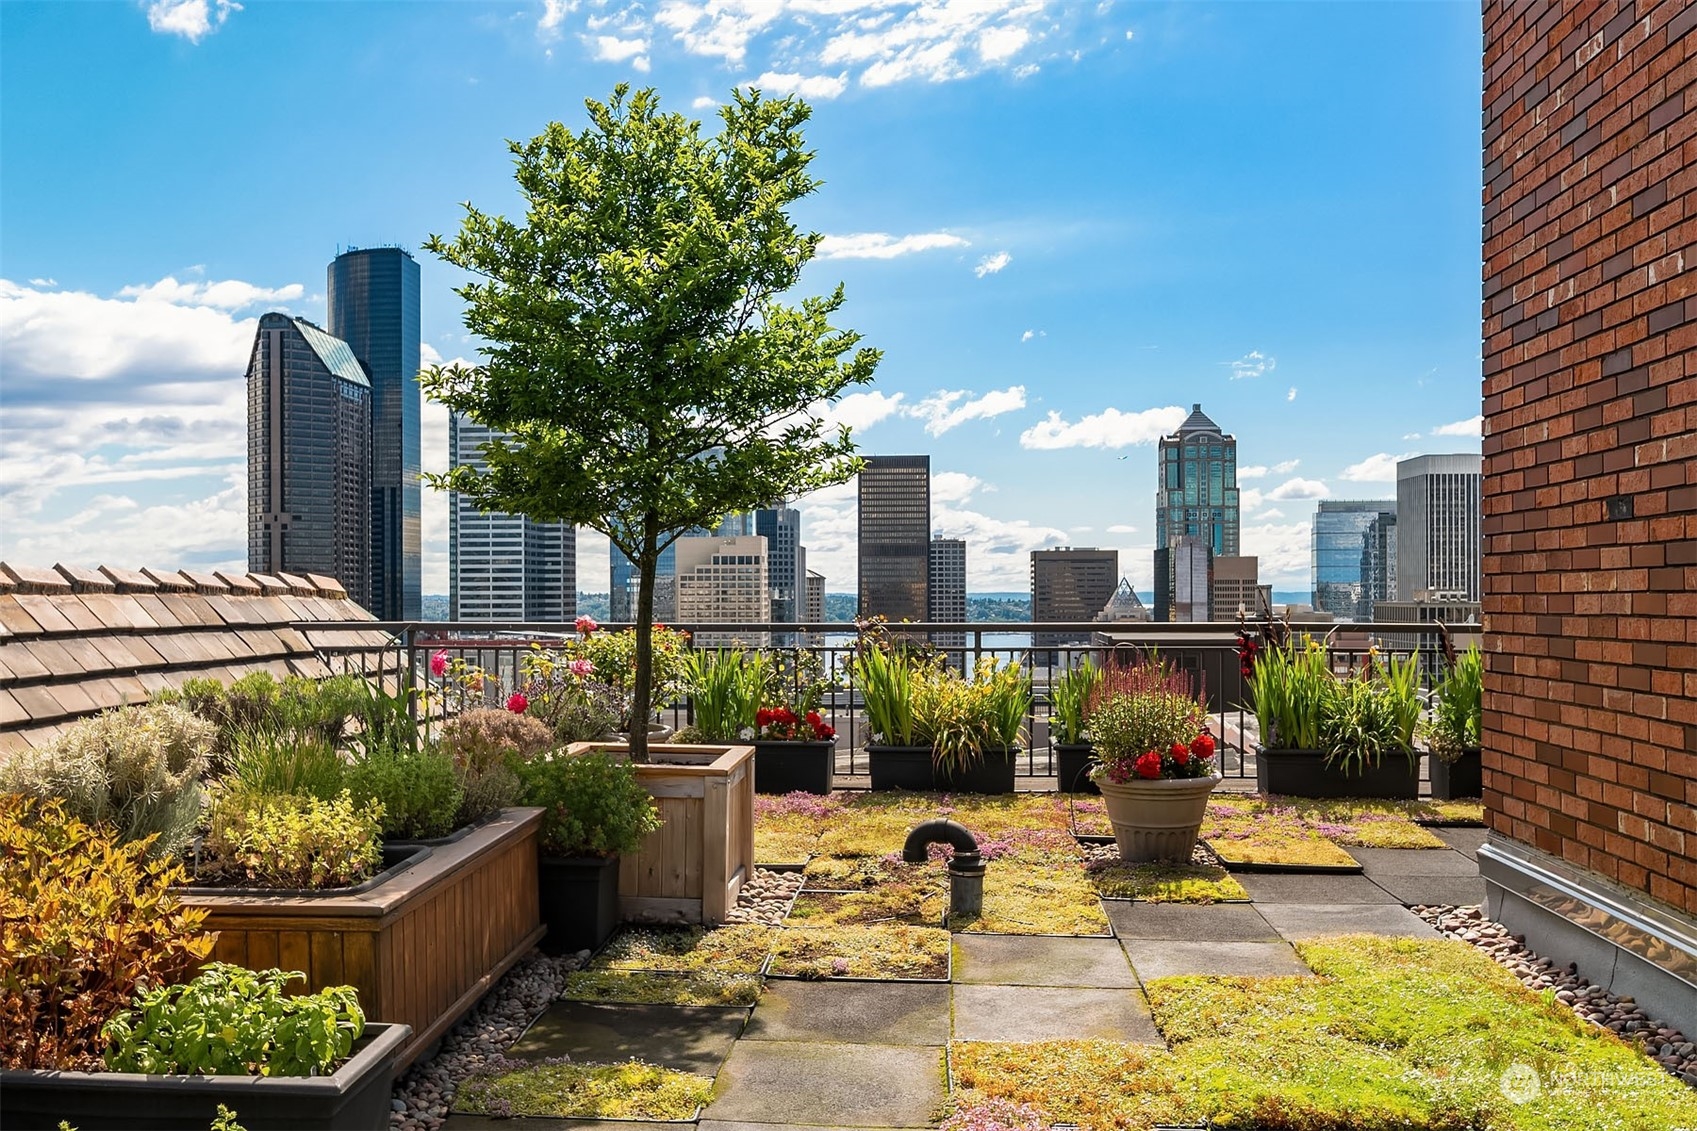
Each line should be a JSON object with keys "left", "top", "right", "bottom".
{"left": 1429, "top": 748, "right": 1483, "bottom": 799}
{"left": 568, "top": 742, "right": 756, "bottom": 926}
{"left": 1255, "top": 746, "right": 1421, "bottom": 799}
{"left": 180, "top": 808, "right": 544, "bottom": 1071}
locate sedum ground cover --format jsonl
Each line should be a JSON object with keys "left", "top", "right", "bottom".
{"left": 950, "top": 935, "right": 1697, "bottom": 1131}
{"left": 561, "top": 968, "right": 764, "bottom": 1007}
{"left": 455, "top": 1058, "right": 712, "bottom": 1119}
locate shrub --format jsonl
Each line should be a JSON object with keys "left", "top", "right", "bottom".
{"left": 203, "top": 789, "right": 383, "bottom": 889}
{"left": 438, "top": 708, "right": 553, "bottom": 825}
{"left": 0, "top": 795, "right": 214, "bottom": 1071}
{"left": 0, "top": 703, "right": 213, "bottom": 858}
{"left": 1425, "top": 643, "right": 1483, "bottom": 762}
{"left": 162, "top": 672, "right": 369, "bottom": 756}
{"left": 226, "top": 728, "right": 345, "bottom": 800}
{"left": 516, "top": 750, "right": 662, "bottom": 858}
{"left": 345, "top": 745, "right": 464, "bottom": 840}
{"left": 103, "top": 963, "right": 363, "bottom": 1078}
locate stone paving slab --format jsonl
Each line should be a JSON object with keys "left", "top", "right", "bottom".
{"left": 446, "top": 1119, "right": 686, "bottom": 1129}
{"left": 1236, "top": 873, "right": 1401, "bottom": 905}
{"left": 952, "top": 933, "right": 1138, "bottom": 987}
{"left": 952, "top": 984, "right": 1161, "bottom": 1043}
{"left": 1256, "top": 902, "right": 1442, "bottom": 941}
{"left": 1124, "top": 939, "right": 1312, "bottom": 980}
{"left": 702, "top": 1124, "right": 931, "bottom": 1131}
{"left": 508, "top": 1001, "right": 747, "bottom": 1076}
{"left": 706, "top": 1040, "right": 945, "bottom": 1127}
{"left": 1369, "top": 874, "right": 1487, "bottom": 908}
{"left": 1106, "top": 902, "right": 1280, "bottom": 942}
{"left": 743, "top": 980, "right": 950, "bottom": 1045}
{"left": 1434, "top": 827, "right": 1488, "bottom": 859}
{"left": 1350, "top": 847, "right": 1480, "bottom": 876}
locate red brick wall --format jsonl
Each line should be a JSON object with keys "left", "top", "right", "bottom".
{"left": 1482, "top": 0, "right": 1696, "bottom": 915}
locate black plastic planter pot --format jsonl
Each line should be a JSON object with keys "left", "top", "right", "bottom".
{"left": 1429, "top": 748, "right": 1483, "bottom": 799}
{"left": 0, "top": 1022, "right": 410, "bottom": 1131}
{"left": 1054, "top": 743, "right": 1099, "bottom": 794}
{"left": 1255, "top": 746, "right": 1421, "bottom": 799}
{"left": 866, "top": 744, "right": 938, "bottom": 791}
{"left": 938, "top": 747, "right": 1019, "bottom": 795}
{"left": 539, "top": 853, "right": 622, "bottom": 954}
{"left": 753, "top": 739, "right": 836, "bottom": 794}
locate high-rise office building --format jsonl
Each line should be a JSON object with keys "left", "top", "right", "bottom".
{"left": 609, "top": 514, "right": 747, "bottom": 622}
{"left": 1166, "top": 536, "right": 1213, "bottom": 622}
{"left": 675, "top": 534, "right": 769, "bottom": 648}
{"left": 328, "top": 247, "right": 422, "bottom": 621}
{"left": 804, "top": 570, "right": 825, "bottom": 624}
{"left": 755, "top": 505, "right": 807, "bottom": 631}
{"left": 246, "top": 314, "right": 372, "bottom": 608}
{"left": 1154, "top": 404, "right": 1239, "bottom": 620}
{"left": 1395, "top": 454, "right": 1483, "bottom": 601}
{"left": 927, "top": 535, "right": 967, "bottom": 654}
{"left": 858, "top": 455, "right": 930, "bottom": 622}
{"left": 1031, "top": 547, "right": 1119, "bottom": 649}
{"left": 448, "top": 414, "right": 575, "bottom": 622}
{"left": 1211, "top": 556, "right": 1260, "bottom": 621}
{"left": 1361, "top": 513, "right": 1398, "bottom": 620}
{"left": 1311, "top": 500, "right": 1397, "bottom": 620}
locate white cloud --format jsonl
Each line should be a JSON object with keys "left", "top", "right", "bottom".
{"left": 1402, "top": 431, "right": 1422, "bottom": 440}
{"left": 974, "top": 251, "right": 1011, "bottom": 277}
{"left": 1432, "top": 414, "right": 1483, "bottom": 437}
{"left": 1012, "top": 63, "right": 1039, "bottom": 79}
{"left": 117, "top": 276, "right": 304, "bottom": 310}
{"left": 1019, "top": 329, "right": 1045, "bottom": 342}
{"left": 537, "top": 0, "right": 573, "bottom": 41}
{"left": 1287, "top": 386, "right": 1297, "bottom": 401}
{"left": 978, "top": 24, "right": 1030, "bottom": 62}
{"left": 1339, "top": 452, "right": 1416, "bottom": 483}
{"left": 1273, "top": 458, "right": 1300, "bottom": 473}
{"left": 586, "top": 34, "right": 651, "bottom": 70}
{"left": 931, "top": 471, "right": 984, "bottom": 504}
{"left": 27, "top": 277, "right": 55, "bottom": 288}
{"left": 813, "top": 390, "right": 905, "bottom": 433}
{"left": 1019, "top": 405, "right": 1186, "bottom": 450}
{"left": 1241, "top": 519, "right": 1311, "bottom": 589}
{"left": 1267, "top": 477, "right": 1330, "bottom": 501}
{"left": 577, "top": 527, "right": 611, "bottom": 593}
{"left": 144, "top": 0, "right": 239, "bottom": 43}
{"left": 1256, "top": 508, "right": 1285, "bottom": 519}
{"left": 1106, "top": 523, "right": 1137, "bottom": 534}
{"left": 751, "top": 70, "right": 849, "bottom": 99}
{"left": 816, "top": 231, "right": 968, "bottom": 259}
{"left": 1227, "top": 349, "right": 1275, "bottom": 379}
{"left": 906, "top": 386, "right": 1025, "bottom": 436}
{"left": 692, "top": 95, "right": 719, "bottom": 109}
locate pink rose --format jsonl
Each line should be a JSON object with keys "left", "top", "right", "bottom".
{"left": 575, "top": 615, "right": 599, "bottom": 634}
{"left": 429, "top": 650, "right": 449, "bottom": 678}
{"left": 569, "top": 658, "right": 595, "bottom": 678}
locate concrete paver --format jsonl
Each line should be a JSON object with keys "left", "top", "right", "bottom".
{"left": 1124, "top": 939, "right": 1311, "bottom": 980}
{"left": 952, "top": 984, "right": 1161, "bottom": 1043}
{"left": 1350, "top": 847, "right": 1480, "bottom": 876}
{"left": 1106, "top": 902, "right": 1279, "bottom": 942}
{"left": 1256, "top": 902, "right": 1442, "bottom": 941}
{"left": 706, "top": 1040, "right": 945, "bottom": 1127}
{"left": 507, "top": 1001, "right": 747, "bottom": 1076}
{"left": 1433, "top": 827, "right": 1488, "bottom": 859}
{"left": 1369, "top": 874, "right": 1487, "bottom": 907}
{"left": 952, "top": 933, "right": 1137, "bottom": 987}
{"left": 743, "top": 981, "right": 949, "bottom": 1045}
{"left": 1236, "top": 872, "right": 1401, "bottom": 905}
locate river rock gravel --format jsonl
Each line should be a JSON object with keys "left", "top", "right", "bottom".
{"left": 1413, "top": 902, "right": 1697, "bottom": 1088}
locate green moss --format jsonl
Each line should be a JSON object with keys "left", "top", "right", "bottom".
{"left": 755, "top": 817, "right": 825, "bottom": 863}
{"left": 788, "top": 888, "right": 940, "bottom": 928}
{"left": 591, "top": 924, "right": 774, "bottom": 975}
{"left": 455, "top": 1059, "right": 712, "bottom": 1119}
{"left": 1089, "top": 861, "right": 1250, "bottom": 903}
{"left": 952, "top": 866, "right": 1111, "bottom": 935}
{"left": 561, "top": 968, "right": 764, "bottom": 1007}
{"left": 769, "top": 924, "right": 951, "bottom": 980}
{"left": 1408, "top": 798, "right": 1486, "bottom": 825}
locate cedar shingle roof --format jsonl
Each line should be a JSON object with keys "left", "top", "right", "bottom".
{"left": 0, "top": 563, "right": 396, "bottom": 758}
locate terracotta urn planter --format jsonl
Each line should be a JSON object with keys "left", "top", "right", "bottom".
{"left": 1096, "top": 772, "right": 1222, "bottom": 862}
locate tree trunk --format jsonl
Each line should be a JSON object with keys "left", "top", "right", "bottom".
{"left": 629, "top": 519, "right": 659, "bottom": 763}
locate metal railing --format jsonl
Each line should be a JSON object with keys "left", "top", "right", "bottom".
{"left": 301, "top": 618, "right": 1476, "bottom": 782}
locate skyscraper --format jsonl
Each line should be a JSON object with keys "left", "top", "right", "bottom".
{"left": 246, "top": 314, "right": 372, "bottom": 608}
{"left": 328, "top": 247, "right": 421, "bottom": 621}
{"left": 1311, "top": 500, "right": 1397, "bottom": 620}
{"left": 448, "top": 414, "right": 575, "bottom": 622}
{"left": 755, "top": 504, "right": 807, "bottom": 629}
{"left": 1360, "top": 513, "right": 1398, "bottom": 620}
{"left": 1211, "top": 556, "right": 1261, "bottom": 621}
{"left": 1395, "top": 454, "right": 1483, "bottom": 601}
{"left": 858, "top": 455, "right": 930, "bottom": 622}
{"left": 675, "top": 534, "right": 769, "bottom": 648}
{"left": 1031, "top": 547, "right": 1119, "bottom": 650}
{"left": 1154, "top": 405, "right": 1239, "bottom": 620}
{"left": 609, "top": 514, "right": 746, "bottom": 622}
{"left": 927, "top": 535, "right": 966, "bottom": 655}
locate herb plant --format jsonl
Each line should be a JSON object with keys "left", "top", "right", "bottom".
{"left": 344, "top": 743, "right": 464, "bottom": 840}
{"left": 516, "top": 750, "right": 663, "bottom": 858}
{"left": 203, "top": 789, "right": 384, "bottom": 889}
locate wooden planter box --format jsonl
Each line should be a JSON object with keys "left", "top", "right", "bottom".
{"left": 1255, "top": 746, "right": 1421, "bottom": 799}
{"left": 180, "top": 808, "right": 544, "bottom": 1071}
{"left": 568, "top": 742, "right": 756, "bottom": 926}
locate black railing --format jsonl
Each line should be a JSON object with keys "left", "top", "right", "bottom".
{"left": 300, "top": 618, "right": 1477, "bottom": 783}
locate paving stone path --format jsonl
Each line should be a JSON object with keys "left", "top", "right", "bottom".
{"left": 441, "top": 841, "right": 1479, "bottom": 1129}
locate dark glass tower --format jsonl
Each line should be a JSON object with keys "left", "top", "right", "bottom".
{"left": 328, "top": 247, "right": 421, "bottom": 621}
{"left": 1311, "top": 500, "right": 1396, "bottom": 620}
{"left": 1153, "top": 405, "right": 1239, "bottom": 621}
{"left": 246, "top": 314, "right": 372, "bottom": 607}
{"left": 858, "top": 455, "right": 931, "bottom": 622}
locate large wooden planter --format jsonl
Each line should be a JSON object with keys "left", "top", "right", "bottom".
{"left": 1255, "top": 746, "right": 1421, "bottom": 799}
{"left": 180, "top": 808, "right": 544, "bottom": 1071}
{"left": 568, "top": 742, "right": 756, "bottom": 926}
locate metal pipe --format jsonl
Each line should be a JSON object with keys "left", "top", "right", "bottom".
{"left": 902, "top": 819, "right": 986, "bottom": 920}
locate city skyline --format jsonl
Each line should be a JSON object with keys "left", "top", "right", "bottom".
{"left": 0, "top": 3, "right": 1484, "bottom": 594}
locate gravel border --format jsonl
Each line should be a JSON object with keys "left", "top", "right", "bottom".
{"left": 1413, "top": 903, "right": 1697, "bottom": 1087}
{"left": 389, "top": 866, "right": 805, "bottom": 1129}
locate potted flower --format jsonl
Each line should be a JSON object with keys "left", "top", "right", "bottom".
{"left": 561, "top": 618, "right": 692, "bottom": 744}
{"left": 751, "top": 703, "right": 838, "bottom": 796}
{"left": 1048, "top": 658, "right": 1100, "bottom": 794}
{"left": 855, "top": 643, "right": 935, "bottom": 791}
{"left": 1086, "top": 660, "right": 1221, "bottom": 862}
{"left": 1423, "top": 643, "right": 1483, "bottom": 799}
{"left": 516, "top": 749, "right": 664, "bottom": 953}
{"left": 928, "top": 657, "right": 1032, "bottom": 795}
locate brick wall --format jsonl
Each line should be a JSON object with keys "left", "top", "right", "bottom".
{"left": 1482, "top": 0, "right": 1696, "bottom": 915}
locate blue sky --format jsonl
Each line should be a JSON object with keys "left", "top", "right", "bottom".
{"left": 0, "top": 0, "right": 1484, "bottom": 596}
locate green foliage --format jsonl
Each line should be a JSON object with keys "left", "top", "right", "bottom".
{"left": 682, "top": 649, "right": 765, "bottom": 741}
{"left": 1047, "top": 658, "right": 1099, "bottom": 746}
{"left": 1245, "top": 637, "right": 1336, "bottom": 751}
{"left": 436, "top": 707, "right": 553, "bottom": 824}
{"left": 344, "top": 744, "right": 463, "bottom": 839}
{"left": 349, "top": 677, "right": 421, "bottom": 760}
{"left": 103, "top": 963, "right": 363, "bottom": 1077}
{"left": 1321, "top": 665, "right": 1420, "bottom": 777}
{"left": 0, "top": 703, "right": 212, "bottom": 858}
{"left": 921, "top": 657, "right": 1032, "bottom": 774}
{"left": 165, "top": 673, "right": 368, "bottom": 757}
{"left": 210, "top": 1106, "right": 248, "bottom": 1131}
{"left": 853, "top": 643, "right": 919, "bottom": 746}
{"left": 419, "top": 85, "right": 879, "bottom": 761}
{"left": 456, "top": 1058, "right": 713, "bottom": 1120}
{"left": 1084, "top": 659, "right": 1209, "bottom": 768}
{"left": 1425, "top": 644, "right": 1483, "bottom": 763}
{"left": 0, "top": 795, "right": 214, "bottom": 1071}
{"left": 516, "top": 750, "right": 662, "bottom": 858}
{"left": 203, "top": 789, "right": 383, "bottom": 889}
{"left": 226, "top": 726, "right": 345, "bottom": 800}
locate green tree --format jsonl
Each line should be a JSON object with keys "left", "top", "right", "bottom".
{"left": 420, "top": 85, "right": 879, "bottom": 758}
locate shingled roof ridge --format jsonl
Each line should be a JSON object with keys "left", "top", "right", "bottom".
{"left": 55, "top": 563, "right": 117, "bottom": 593}
{"left": 0, "top": 562, "right": 73, "bottom": 594}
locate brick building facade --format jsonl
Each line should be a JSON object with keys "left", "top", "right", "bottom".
{"left": 1480, "top": 0, "right": 1696, "bottom": 1023}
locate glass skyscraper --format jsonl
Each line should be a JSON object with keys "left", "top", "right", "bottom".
{"left": 1311, "top": 500, "right": 1397, "bottom": 620}
{"left": 448, "top": 415, "right": 575, "bottom": 622}
{"left": 1396, "top": 454, "right": 1483, "bottom": 601}
{"left": 858, "top": 455, "right": 931, "bottom": 622}
{"left": 246, "top": 314, "right": 372, "bottom": 608}
{"left": 328, "top": 247, "right": 421, "bottom": 621}
{"left": 1154, "top": 405, "right": 1238, "bottom": 620}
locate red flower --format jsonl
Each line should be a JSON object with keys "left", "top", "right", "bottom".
{"left": 1135, "top": 750, "right": 1163, "bottom": 779}
{"left": 1191, "top": 732, "right": 1216, "bottom": 759}
{"left": 777, "top": 707, "right": 797, "bottom": 725}
{"left": 806, "top": 710, "right": 824, "bottom": 727}
{"left": 756, "top": 707, "right": 775, "bottom": 728}
{"left": 1171, "top": 742, "right": 1190, "bottom": 765}
{"left": 506, "top": 692, "right": 529, "bottom": 714}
